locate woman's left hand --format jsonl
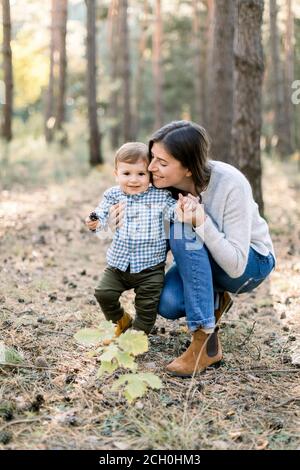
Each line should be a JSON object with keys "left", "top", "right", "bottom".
{"left": 176, "top": 193, "right": 206, "bottom": 227}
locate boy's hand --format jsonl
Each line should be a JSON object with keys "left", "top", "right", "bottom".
{"left": 85, "top": 212, "right": 99, "bottom": 232}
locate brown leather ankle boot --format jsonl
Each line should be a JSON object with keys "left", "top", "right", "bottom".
{"left": 215, "top": 291, "right": 233, "bottom": 324}
{"left": 165, "top": 327, "right": 222, "bottom": 377}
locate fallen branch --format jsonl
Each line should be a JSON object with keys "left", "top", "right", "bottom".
{"left": 273, "top": 397, "right": 300, "bottom": 408}
{"left": 0, "top": 362, "right": 55, "bottom": 371}
{"left": 223, "top": 368, "right": 300, "bottom": 374}
{"left": 0, "top": 417, "right": 44, "bottom": 433}
{"left": 37, "top": 329, "right": 73, "bottom": 337}
{"left": 237, "top": 321, "right": 256, "bottom": 347}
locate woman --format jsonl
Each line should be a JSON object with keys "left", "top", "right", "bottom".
{"left": 147, "top": 120, "right": 275, "bottom": 377}
{"left": 87, "top": 120, "right": 276, "bottom": 378}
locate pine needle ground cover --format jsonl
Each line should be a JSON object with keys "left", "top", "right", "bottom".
{"left": 0, "top": 155, "right": 299, "bottom": 450}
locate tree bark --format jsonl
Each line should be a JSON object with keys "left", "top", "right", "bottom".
{"left": 284, "top": 0, "right": 295, "bottom": 152}
{"left": 192, "top": 0, "right": 204, "bottom": 125}
{"left": 269, "top": 0, "right": 293, "bottom": 157}
{"left": 231, "top": 0, "right": 265, "bottom": 214}
{"left": 152, "top": 0, "right": 164, "bottom": 130}
{"left": 205, "top": 0, "right": 215, "bottom": 128}
{"left": 55, "top": 0, "right": 68, "bottom": 137}
{"left": 1, "top": 0, "right": 13, "bottom": 141}
{"left": 132, "top": 1, "right": 149, "bottom": 139}
{"left": 108, "top": 0, "right": 121, "bottom": 149}
{"left": 45, "top": 0, "right": 59, "bottom": 143}
{"left": 86, "top": 0, "right": 103, "bottom": 166}
{"left": 207, "top": 0, "right": 235, "bottom": 162}
{"left": 120, "top": 0, "right": 132, "bottom": 141}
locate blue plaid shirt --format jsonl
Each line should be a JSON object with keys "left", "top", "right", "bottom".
{"left": 93, "top": 185, "right": 177, "bottom": 273}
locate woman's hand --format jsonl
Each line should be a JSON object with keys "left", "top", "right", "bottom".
{"left": 176, "top": 193, "right": 206, "bottom": 227}
{"left": 108, "top": 202, "right": 126, "bottom": 230}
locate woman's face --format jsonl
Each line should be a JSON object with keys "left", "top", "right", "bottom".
{"left": 148, "top": 142, "right": 192, "bottom": 189}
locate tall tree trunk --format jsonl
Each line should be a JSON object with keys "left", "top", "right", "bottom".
{"left": 205, "top": 0, "right": 215, "bottom": 128}
{"left": 269, "top": 0, "right": 293, "bottom": 157}
{"left": 203, "top": 0, "right": 215, "bottom": 126}
{"left": 45, "top": 0, "right": 59, "bottom": 143}
{"left": 120, "top": 0, "right": 132, "bottom": 141}
{"left": 284, "top": 0, "right": 295, "bottom": 152}
{"left": 192, "top": 0, "right": 204, "bottom": 125}
{"left": 208, "top": 0, "right": 235, "bottom": 162}
{"left": 108, "top": 0, "right": 121, "bottom": 149}
{"left": 231, "top": 0, "right": 265, "bottom": 214}
{"left": 152, "top": 0, "right": 163, "bottom": 130}
{"left": 55, "top": 0, "right": 68, "bottom": 137}
{"left": 1, "top": 0, "right": 13, "bottom": 141}
{"left": 132, "top": 1, "right": 149, "bottom": 139}
{"left": 86, "top": 0, "right": 103, "bottom": 166}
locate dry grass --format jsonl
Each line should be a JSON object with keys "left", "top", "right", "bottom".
{"left": 0, "top": 153, "right": 299, "bottom": 450}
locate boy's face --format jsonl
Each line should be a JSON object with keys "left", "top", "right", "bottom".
{"left": 115, "top": 160, "right": 150, "bottom": 195}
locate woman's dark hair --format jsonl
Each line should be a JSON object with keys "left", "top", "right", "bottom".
{"left": 149, "top": 120, "right": 211, "bottom": 196}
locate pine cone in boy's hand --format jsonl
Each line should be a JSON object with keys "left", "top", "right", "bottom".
{"left": 89, "top": 211, "right": 99, "bottom": 232}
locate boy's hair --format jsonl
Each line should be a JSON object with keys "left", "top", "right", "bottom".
{"left": 115, "top": 142, "right": 149, "bottom": 168}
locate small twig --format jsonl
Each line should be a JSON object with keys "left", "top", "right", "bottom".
{"left": 18, "top": 309, "right": 36, "bottom": 315}
{"left": 273, "top": 397, "right": 300, "bottom": 408}
{"left": 1, "top": 306, "right": 13, "bottom": 312}
{"left": 0, "top": 417, "right": 44, "bottom": 433}
{"left": 0, "top": 362, "right": 56, "bottom": 371}
{"left": 238, "top": 321, "right": 256, "bottom": 347}
{"left": 222, "top": 368, "right": 300, "bottom": 374}
{"left": 36, "top": 329, "right": 72, "bottom": 337}
{"left": 164, "top": 377, "right": 189, "bottom": 388}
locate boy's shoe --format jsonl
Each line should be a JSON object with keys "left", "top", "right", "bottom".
{"left": 115, "top": 311, "right": 133, "bottom": 337}
{"left": 215, "top": 291, "right": 233, "bottom": 324}
{"left": 103, "top": 312, "right": 133, "bottom": 346}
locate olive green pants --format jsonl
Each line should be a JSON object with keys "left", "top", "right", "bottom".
{"left": 94, "top": 262, "right": 165, "bottom": 334}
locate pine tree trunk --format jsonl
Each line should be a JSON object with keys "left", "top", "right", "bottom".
{"left": 269, "top": 0, "right": 293, "bottom": 157}
{"left": 55, "top": 0, "right": 68, "bottom": 139}
{"left": 132, "top": 1, "right": 149, "bottom": 139}
{"left": 153, "top": 0, "right": 163, "bottom": 130}
{"left": 284, "top": 0, "right": 295, "bottom": 152}
{"left": 108, "top": 0, "right": 121, "bottom": 149}
{"left": 1, "top": 0, "right": 13, "bottom": 141}
{"left": 208, "top": 0, "right": 235, "bottom": 162}
{"left": 120, "top": 0, "right": 132, "bottom": 141}
{"left": 86, "top": 0, "right": 102, "bottom": 166}
{"left": 45, "top": 0, "right": 59, "bottom": 143}
{"left": 231, "top": 0, "right": 264, "bottom": 214}
{"left": 192, "top": 0, "right": 204, "bottom": 125}
{"left": 205, "top": 0, "right": 215, "bottom": 128}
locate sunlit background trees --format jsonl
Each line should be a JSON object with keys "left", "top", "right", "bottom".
{"left": 1, "top": 0, "right": 299, "bottom": 209}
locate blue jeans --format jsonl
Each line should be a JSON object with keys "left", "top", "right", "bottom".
{"left": 159, "top": 222, "right": 275, "bottom": 331}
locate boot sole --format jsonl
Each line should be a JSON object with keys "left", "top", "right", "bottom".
{"left": 166, "top": 360, "right": 223, "bottom": 378}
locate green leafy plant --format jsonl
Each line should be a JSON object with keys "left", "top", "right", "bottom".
{"left": 0, "top": 342, "right": 24, "bottom": 365}
{"left": 74, "top": 321, "right": 162, "bottom": 403}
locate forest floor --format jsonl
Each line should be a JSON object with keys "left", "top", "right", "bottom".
{"left": 0, "top": 151, "right": 299, "bottom": 450}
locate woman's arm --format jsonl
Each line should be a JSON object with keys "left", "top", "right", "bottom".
{"left": 194, "top": 184, "right": 253, "bottom": 278}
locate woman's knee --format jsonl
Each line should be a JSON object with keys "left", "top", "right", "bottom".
{"left": 170, "top": 224, "right": 206, "bottom": 259}
{"left": 158, "top": 288, "right": 184, "bottom": 320}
